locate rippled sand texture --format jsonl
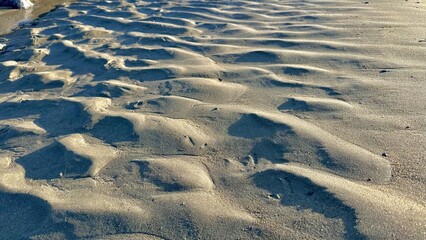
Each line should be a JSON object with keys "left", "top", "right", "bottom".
{"left": 0, "top": 0, "right": 76, "bottom": 36}
{"left": 0, "top": 0, "right": 425, "bottom": 239}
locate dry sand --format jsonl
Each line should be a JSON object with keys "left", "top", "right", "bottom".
{"left": 0, "top": 0, "right": 425, "bottom": 239}
{"left": 0, "top": 0, "right": 75, "bottom": 36}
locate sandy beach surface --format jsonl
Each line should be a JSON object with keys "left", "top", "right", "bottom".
{"left": 0, "top": 0, "right": 74, "bottom": 36}
{"left": 0, "top": 0, "right": 425, "bottom": 239}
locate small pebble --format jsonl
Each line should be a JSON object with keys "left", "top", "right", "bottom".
{"left": 268, "top": 194, "right": 280, "bottom": 200}
{"left": 241, "top": 155, "right": 255, "bottom": 167}
{"left": 382, "top": 152, "right": 388, "bottom": 157}
{"left": 128, "top": 101, "right": 143, "bottom": 109}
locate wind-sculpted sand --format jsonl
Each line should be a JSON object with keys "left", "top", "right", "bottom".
{"left": 0, "top": 0, "right": 425, "bottom": 239}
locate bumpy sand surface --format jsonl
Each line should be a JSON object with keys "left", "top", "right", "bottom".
{"left": 0, "top": 0, "right": 425, "bottom": 239}
{"left": 0, "top": 0, "right": 75, "bottom": 35}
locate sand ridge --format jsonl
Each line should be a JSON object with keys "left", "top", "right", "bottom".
{"left": 0, "top": 0, "right": 425, "bottom": 239}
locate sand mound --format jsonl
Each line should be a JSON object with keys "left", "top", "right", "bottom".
{"left": 0, "top": 0, "right": 425, "bottom": 238}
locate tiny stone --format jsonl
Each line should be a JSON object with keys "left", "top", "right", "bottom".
{"left": 382, "top": 152, "right": 388, "bottom": 157}
{"left": 127, "top": 101, "right": 143, "bottom": 110}
{"left": 268, "top": 194, "right": 280, "bottom": 200}
{"left": 241, "top": 155, "right": 255, "bottom": 167}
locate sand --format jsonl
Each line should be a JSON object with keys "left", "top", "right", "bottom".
{"left": 0, "top": 0, "right": 74, "bottom": 36}
{"left": 0, "top": 0, "right": 425, "bottom": 239}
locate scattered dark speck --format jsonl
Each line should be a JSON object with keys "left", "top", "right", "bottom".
{"left": 243, "top": 226, "right": 263, "bottom": 236}
{"left": 379, "top": 70, "right": 389, "bottom": 73}
{"left": 382, "top": 152, "right": 388, "bottom": 157}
